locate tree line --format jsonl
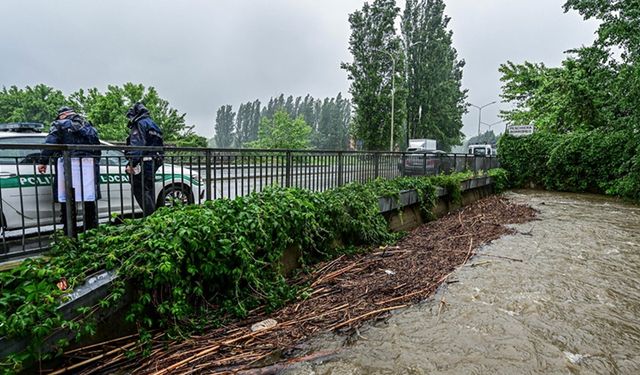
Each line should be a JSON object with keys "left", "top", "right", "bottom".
{"left": 342, "top": 0, "right": 466, "bottom": 151}
{"left": 0, "top": 83, "right": 207, "bottom": 147}
{"left": 213, "top": 93, "right": 352, "bottom": 150}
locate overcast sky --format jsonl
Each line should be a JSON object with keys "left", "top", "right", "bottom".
{"left": 0, "top": 0, "right": 598, "bottom": 140}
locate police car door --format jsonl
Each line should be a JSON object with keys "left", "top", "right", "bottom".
{"left": 99, "top": 148, "right": 135, "bottom": 218}
{"left": 0, "top": 136, "right": 56, "bottom": 231}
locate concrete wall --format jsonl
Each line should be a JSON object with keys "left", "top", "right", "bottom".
{"left": 382, "top": 176, "right": 494, "bottom": 232}
{"left": 282, "top": 177, "right": 495, "bottom": 273}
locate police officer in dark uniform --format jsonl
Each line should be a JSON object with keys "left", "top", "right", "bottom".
{"left": 37, "top": 107, "right": 101, "bottom": 231}
{"left": 125, "top": 102, "right": 164, "bottom": 217}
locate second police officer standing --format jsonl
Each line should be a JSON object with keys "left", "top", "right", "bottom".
{"left": 125, "top": 102, "right": 164, "bottom": 217}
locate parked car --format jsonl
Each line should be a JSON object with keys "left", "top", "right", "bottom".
{"left": 398, "top": 150, "right": 453, "bottom": 176}
{"left": 0, "top": 129, "right": 204, "bottom": 234}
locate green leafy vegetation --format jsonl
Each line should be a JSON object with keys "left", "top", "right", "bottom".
{"left": 0, "top": 83, "right": 207, "bottom": 147}
{"left": 219, "top": 94, "right": 352, "bottom": 150}
{"left": 0, "top": 172, "right": 480, "bottom": 372}
{"left": 498, "top": 130, "right": 639, "bottom": 199}
{"left": 342, "top": 0, "right": 406, "bottom": 151}
{"left": 488, "top": 168, "right": 509, "bottom": 194}
{"left": 341, "top": 0, "right": 466, "bottom": 151}
{"left": 402, "top": 0, "right": 467, "bottom": 151}
{"left": 497, "top": 1, "right": 640, "bottom": 201}
{"left": 247, "top": 110, "right": 312, "bottom": 150}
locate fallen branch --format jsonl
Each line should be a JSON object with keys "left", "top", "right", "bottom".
{"left": 150, "top": 329, "right": 274, "bottom": 375}
{"left": 51, "top": 341, "right": 137, "bottom": 375}
{"left": 311, "top": 262, "right": 358, "bottom": 287}
{"left": 478, "top": 253, "right": 523, "bottom": 262}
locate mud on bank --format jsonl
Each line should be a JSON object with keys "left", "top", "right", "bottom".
{"left": 55, "top": 195, "right": 537, "bottom": 374}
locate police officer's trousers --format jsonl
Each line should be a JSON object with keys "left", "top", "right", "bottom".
{"left": 132, "top": 160, "right": 156, "bottom": 217}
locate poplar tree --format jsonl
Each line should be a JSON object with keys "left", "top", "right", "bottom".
{"left": 402, "top": 0, "right": 467, "bottom": 151}
{"left": 214, "top": 104, "right": 236, "bottom": 148}
{"left": 342, "top": 0, "right": 407, "bottom": 151}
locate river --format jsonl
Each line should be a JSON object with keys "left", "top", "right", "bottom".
{"left": 287, "top": 190, "right": 640, "bottom": 374}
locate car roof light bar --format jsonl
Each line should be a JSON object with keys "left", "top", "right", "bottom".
{"left": 0, "top": 122, "right": 45, "bottom": 132}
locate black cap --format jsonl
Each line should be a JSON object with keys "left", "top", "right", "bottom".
{"left": 57, "top": 106, "right": 73, "bottom": 115}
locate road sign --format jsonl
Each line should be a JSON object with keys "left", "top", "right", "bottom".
{"left": 507, "top": 125, "right": 534, "bottom": 137}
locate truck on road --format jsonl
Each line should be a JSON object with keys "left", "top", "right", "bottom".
{"left": 407, "top": 139, "right": 437, "bottom": 152}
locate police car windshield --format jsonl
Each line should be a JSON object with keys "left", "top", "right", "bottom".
{"left": 0, "top": 136, "right": 45, "bottom": 164}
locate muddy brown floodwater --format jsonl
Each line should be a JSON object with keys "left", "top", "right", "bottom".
{"left": 288, "top": 190, "right": 640, "bottom": 374}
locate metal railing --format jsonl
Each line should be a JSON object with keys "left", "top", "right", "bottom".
{"left": 0, "top": 143, "right": 499, "bottom": 260}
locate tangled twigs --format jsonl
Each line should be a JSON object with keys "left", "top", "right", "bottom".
{"left": 57, "top": 195, "right": 536, "bottom": 374}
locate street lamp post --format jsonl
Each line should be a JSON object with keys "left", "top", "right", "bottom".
{"left": 374, "top": 41, "right": 423, "bottom": 152}
{"left": 373, "top": 48, "right": 397, "bottom": 151}
{"left": 469, "top": 101, "right": 497, "bottom": 136}
{"left": 481, "top": 119, "right": 505, "bottom": 132}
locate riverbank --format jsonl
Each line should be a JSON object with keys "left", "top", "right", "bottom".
{"left": 53, "top": 195, "right": 537, "bottom": 374}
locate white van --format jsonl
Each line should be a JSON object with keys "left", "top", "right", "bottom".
{"left": 468, "top": 144, "right": 496, "bottom": 156}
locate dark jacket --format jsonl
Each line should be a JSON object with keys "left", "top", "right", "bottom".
{"left": 39, "top": 114, "right": 101, "bottom": 202}
{"left": 126, "top": 110, "right": 164, "bottom": 168}
{"left": 39, "top": 114, "right": 101, "bottom": 164}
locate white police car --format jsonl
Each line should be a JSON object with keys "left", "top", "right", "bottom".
{"left": 0, "top": 123, "right": 204, "bottom": 235}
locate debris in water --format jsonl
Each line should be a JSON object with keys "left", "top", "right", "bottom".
{"left": 564, "top": 351, "right": 589, "bottom": 364}
{"left": 55, "top": 195, "right": 538, "bottom": 374}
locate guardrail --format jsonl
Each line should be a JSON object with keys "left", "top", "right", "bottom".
{"left": 0, "top": 143, "right": 499, "bottom": 259}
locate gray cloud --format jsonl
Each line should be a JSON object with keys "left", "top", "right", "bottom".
{"left": 0, "top": 0, "right": 597, "bottom": 140}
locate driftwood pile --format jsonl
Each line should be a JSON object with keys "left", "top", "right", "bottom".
{"left": 51, "top": 195, "right": 537, "bottom": 374}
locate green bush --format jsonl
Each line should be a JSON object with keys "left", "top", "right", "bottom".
{"left": 488, "top": 168, "right": 509, "bottom": 193}
{"left": 498, "top": 129, "right": 639, "bottom": 200}
{"left": 498, "top": 132, "right": 558, "bottom": 188}
{"left": 545, "top": 130, "right": 631, "bottom": 192}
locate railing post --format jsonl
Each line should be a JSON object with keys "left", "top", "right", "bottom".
{"left": 337, "top": 151, "right": 344, "bottom": 186}
{"left": 205, "top": 149, "right": 212, "bottom": 201}
{"left": 285, "top": 151, "right": 292, "bottom": 187}
{"left": 401, "top": 152, "right": 407, "bottom": 177}
{"left": 62, "top": 150, "right": 77, "bottom": 239}
{"left": 374, "top": 153, "right": 380, "bottom": 179}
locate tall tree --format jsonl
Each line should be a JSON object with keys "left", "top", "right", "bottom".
{"left": 563, "top": 0, "right": 640, "bottom": 129}
{"left": 402, "top": 0, "right": 467, "bottom": 151}
{"left": 564, "top": 0, "right": 640, "bottom": 62}
{"left": 342, "top": 0, "right": 407, "bottom": 151}
{"left": 299, "top": 94, "right": 318, "bottom": 132}
{"left": 0, "top": 84, "right": 67, "bottom": 125}
{"left": 69, "top": 83, "right": 206, "bottom": 146}
{"left": 214, "top": 104, "right": 236, "bottom": 148}
{"left": 500, "top": 47, "right": 622, "bottom": 134}
{"left": 235, "top": 102, "right": 250, "bottom": 145}
{"left": 466, "top": 130, "right": 498, "bottom": 146}
{"left": 314, "top": 93, "right": 352, "bottom": 150}
{"left": 248, "top": 110, "right": 312, "bottom": 150}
